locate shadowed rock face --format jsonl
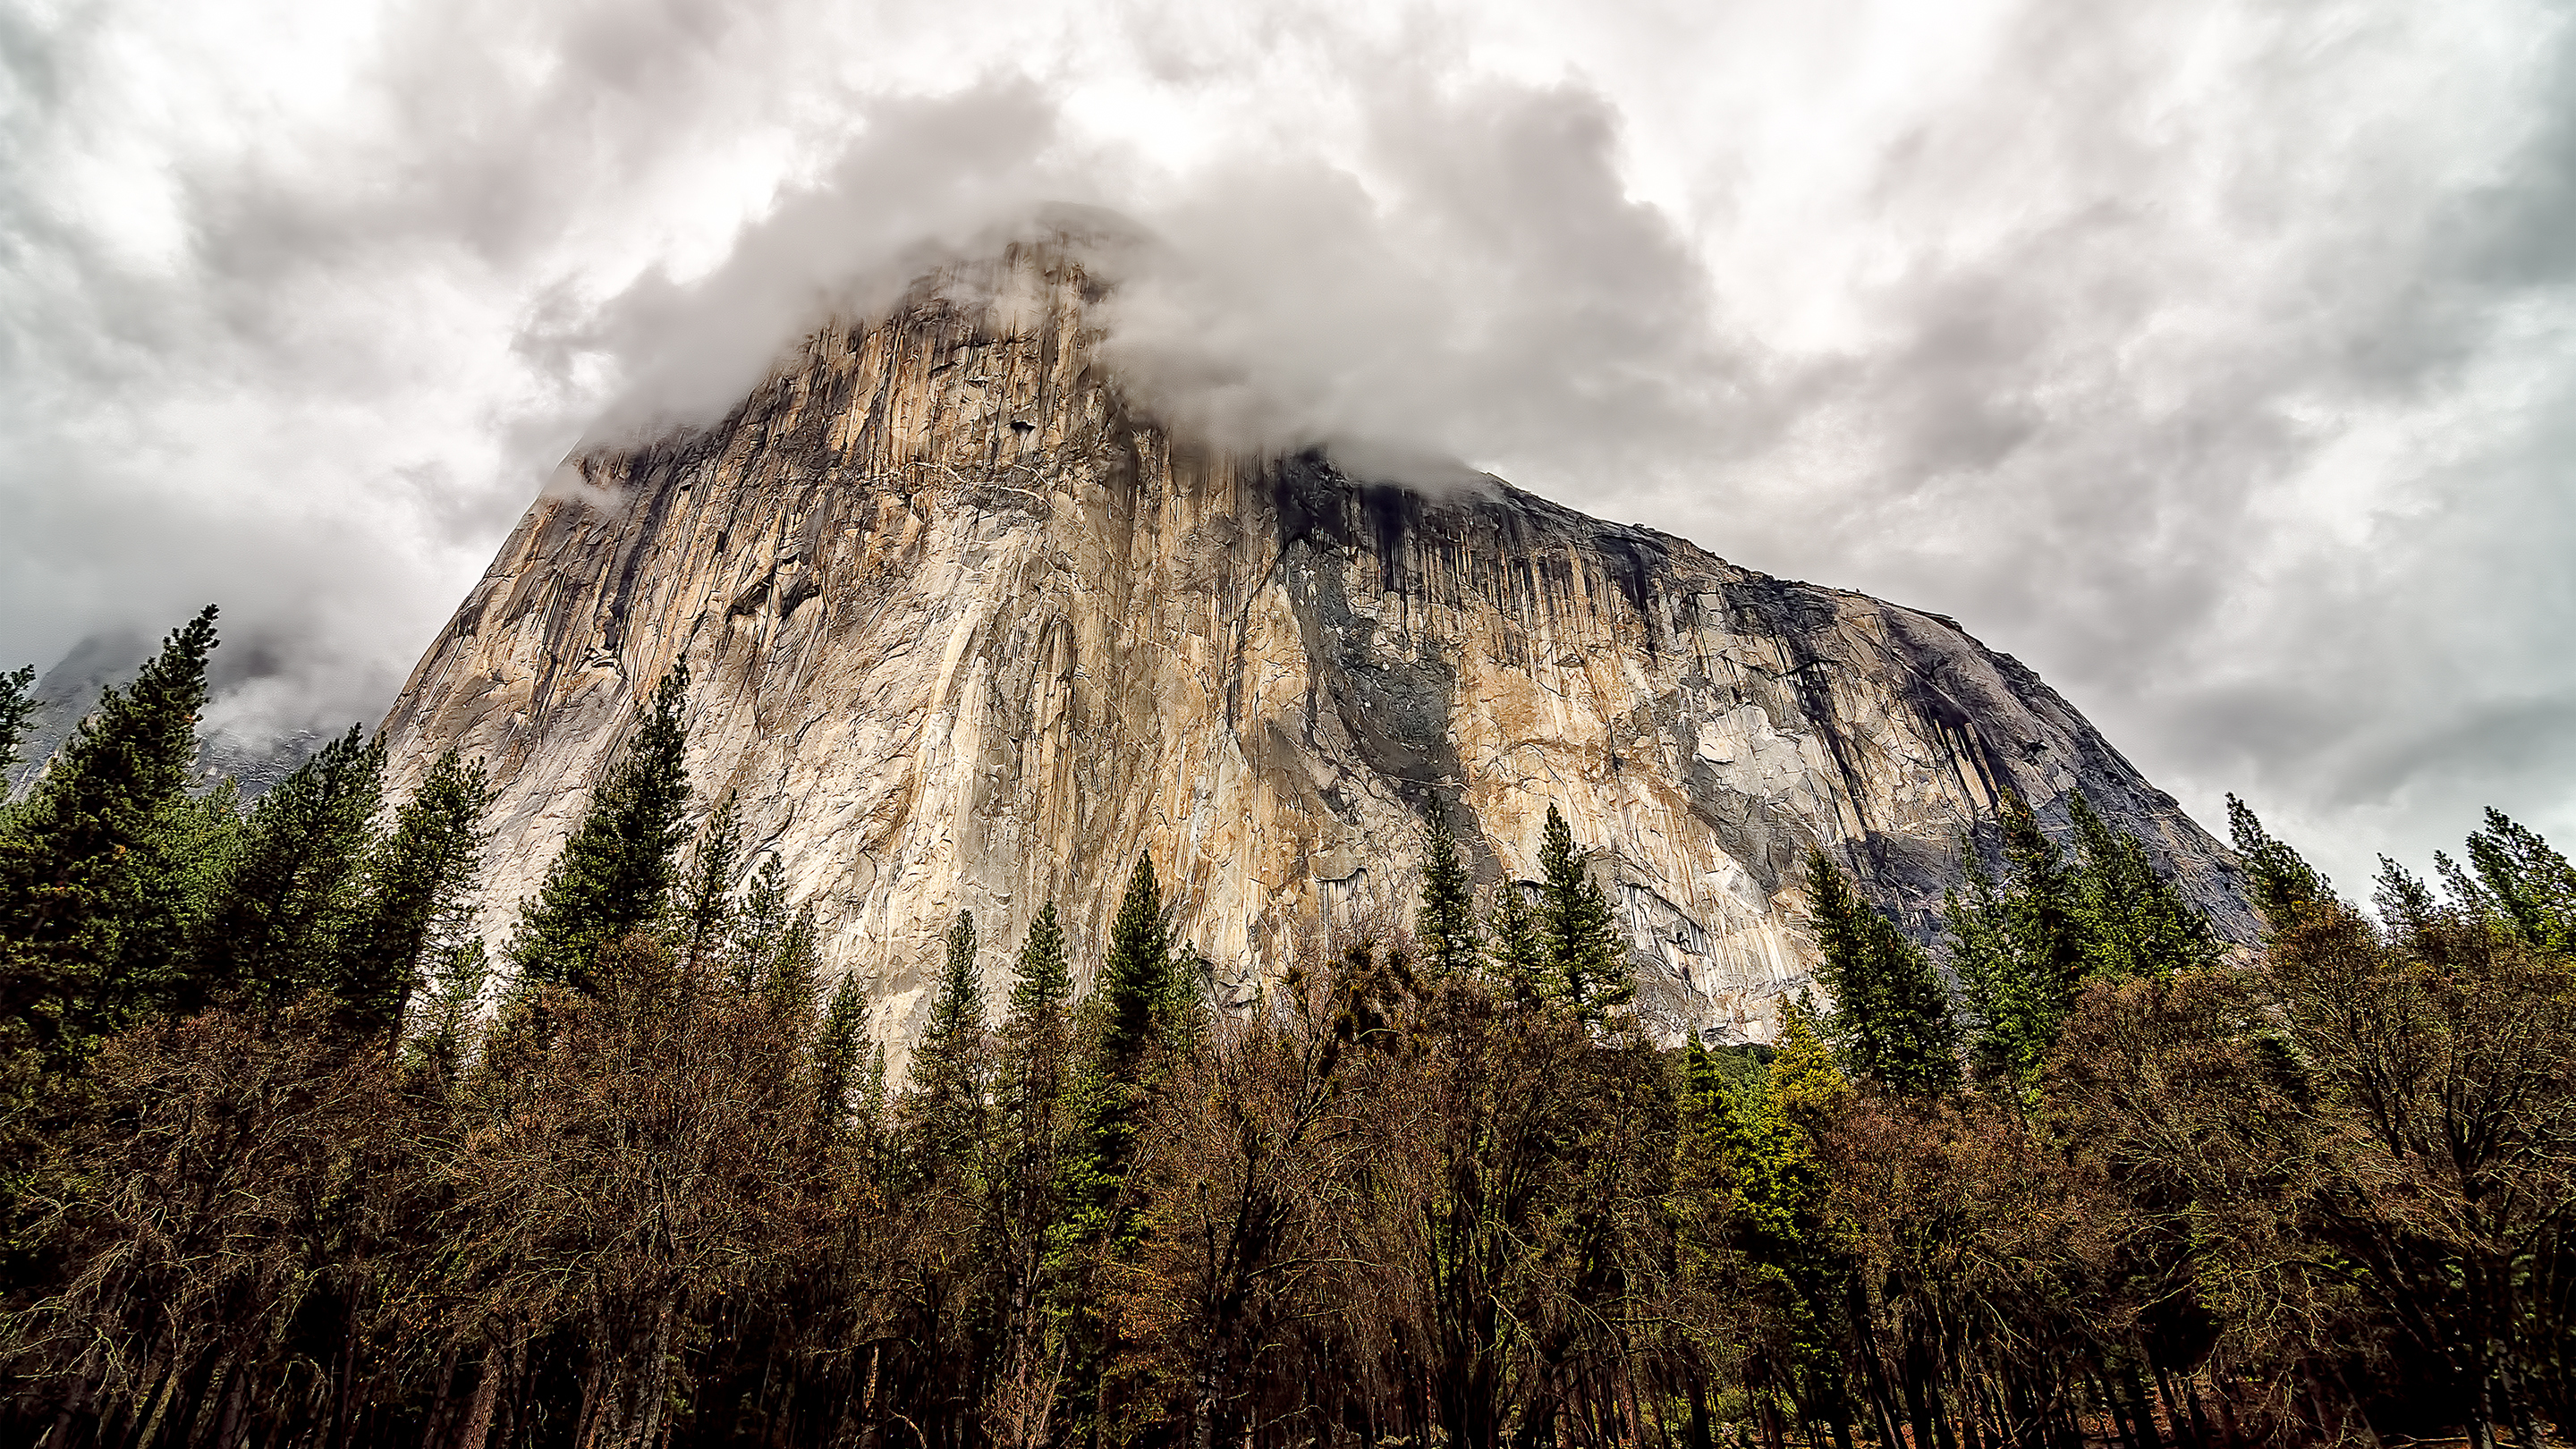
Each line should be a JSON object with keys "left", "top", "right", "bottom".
{"left": 379, "top": 240, "right": 2251, "bottom": 1063}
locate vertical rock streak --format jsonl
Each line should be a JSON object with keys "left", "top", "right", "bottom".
{"left": 379, "top": 242, "right": 2250, "bottom": 1056}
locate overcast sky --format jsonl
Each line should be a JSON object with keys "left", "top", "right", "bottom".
{"left": 3, "top": 0, "right": 2570, "bottom": 891}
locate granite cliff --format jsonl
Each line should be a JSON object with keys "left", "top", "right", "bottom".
{"left": 377, "top": 239, "right": 2251, "bottom": 1058}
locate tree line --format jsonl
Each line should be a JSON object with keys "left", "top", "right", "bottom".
{"left": 1, "top": 608, "right": 2571, "bottom": 1449}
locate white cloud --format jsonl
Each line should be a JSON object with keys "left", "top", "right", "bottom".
{"left": 1, "top": 0, "right": 2571, "bottom": 891}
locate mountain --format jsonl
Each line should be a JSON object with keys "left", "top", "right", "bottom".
{"left": 377, "top": 235, "right": 2251, "bottom": 1055}
{"left": 6, "top": 630, "right": 327, "bottom": 801}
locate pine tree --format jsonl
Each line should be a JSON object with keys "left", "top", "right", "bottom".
{"left": 1055, "top": 861, "right": 1174, "bottom": 1241}
{"left": 902, "top": 911, "right": 987, "bottom": 1174}
{"left": 0, "top": 664, "right": 35, "bottom": 776}
{"left": 674, "top": 792, "right": 742, "bottom": 970}
{"left": 992, "top": 902, "right": 1076, "bottom": 1379}
{"left": 2066, "top": 793, "right": 2221, "bottom": 980}
{"left": 1094, "top": 855, "right": 1170, "bottom": 1075}
{"left": 995, "top": 903, "right": 1073, "bottom": 1154}
{"left": 1804, "top": 850, "right": 1960, "bottom": 1097}
{"left": 341, "top": 749, "right": 494, "bottom": 1043}
{"left": 1946, "top": 793, "right": 2089, "bottom": 1094}
{"left": 1537, "top": 805, "right": 1632, "bottom": 1024}
{"left": 0, "top": 606, "right": 219, "bottom": 1073}
{"left": 406, "top": 936, "right": 490, "bottom": 1086}
{"left": 731, "top": 853, "right": 793, "bottom": 993}
{"left": 1008, "top": 902, "right": 1072, "bottom": 1029}
{"left": 1418, "top": 807, "right": 1480, "bottom": 979}
{"left": 1047, "top": 858, "right": 1176, "bottom": 1414}
{"left": 815, "top": 973, "right": 872, "bottom": 1130}
{"left": 2227, "top": 792, "right": 2329, "bottom": 931}
{"left": 1998, "top": 792, "right": 2083, "bottom": 996}
{"left": 2461, "top": 808, "right": 2576, "bottom": 958}
{"left": 1944, "top": 855, "right": 2024, "bottom": 1089}
{"left": 1483, "top": 876, "right": 1547, "bottom": 1008}
{"left": 760, "top": 903, "right": 823, "bottom": 1021}
{"left": 193, "top": 725, "right": 386, "bottom": 1010}
{"left": 508, "top": 663, "right": 692, "bottom": 994}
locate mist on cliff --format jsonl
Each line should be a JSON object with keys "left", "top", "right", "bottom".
{"left": 2, "top": 0, "right": 2572, "bottom": 889}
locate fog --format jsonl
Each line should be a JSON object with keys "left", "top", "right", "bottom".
{"left": 3, "top": 0, "right": 2570, "bottom": 889}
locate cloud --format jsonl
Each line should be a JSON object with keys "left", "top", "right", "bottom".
{"left": 1, "top": 0, "right": 2572, "bottom": 893}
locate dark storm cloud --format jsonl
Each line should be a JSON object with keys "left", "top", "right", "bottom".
{"left": 1, "top": 0, "right": 2569, "bottom": 890}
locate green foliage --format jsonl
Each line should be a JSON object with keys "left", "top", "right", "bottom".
{"left": 0, "top": 606, "right": 220, "bottom": 1078}
{"left": 507, "top": 664, "right": 692, "bottom": 994}
{"left": 2461, "top": 807, "right": 2576, "bottom": 957}
{"left": 674, "top": 792, "right": 743, "bottom": 969}
{"left": 1484, "top": 876, "right": 1547, "bottom": 1006}
{"left": 901, "top": 911, "right": 987, "bottom": 1174}
{"left": 2067, "top": 792, "right": 2222, "bottom": 980}
{"left": 1538, "top": 804, "right": 1631, "bottom": 1025}
{"left": 993, "top": 900, "right": 1073, "bottom": 1224}
{"left": 1007, "top": 900, "right": 1071, "bottom": 1025}
{"left": 405, "top": 935, "right": 489, "bottom": 1085}
{"left": 759, "top": 903, "right": 822, "bottom": 1021}
{"left": 343, "top": 749, "right": 494, "bottom": 1043}
{"left": 1952, "top": 790, "right": 2222, "bottom": 1092}
{"left": 1094, "top": 855, "right": 1170, "bottom": 1076}
{"left": 1417, "top": 806, "right": 1479, "bottom": 978}
{"left": 192, "top": 724, "right": 386, "bottom": 1012}
{"left": 2227, "top": 791, "right": 2329, "bottom": 929}
{"left": 814, "top": 974, "right": 871, "bottom": 1130}
{"left": 0, "top": 665, "right": 34, "bottom": 776}
{"left": 1804, "top": 850, "right": 1960, "bottom": 1097}
{"left": 731, "top": 852, "right": 792, "bottom": 991}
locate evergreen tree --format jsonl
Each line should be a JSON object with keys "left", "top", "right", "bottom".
{"left": 0, "top": 664, "right": 35, "bottom": 776}
{"left": 2461, "top": 808, "right": 2576, "bottom": 957}
{"left": 1998, "top": 791, "right": 2084, "bottom": 995}
{"left": 192, "top": 725, "right": 386, "bottom": 1010}
{"left": 732, "top": 853, "right": 793, "bottom": 993}
{"left": 1418, "top": 807, "right": 1479, "bottom": 979}
{"left": 815, "top": 973, "right": 872, "bottom": 1130}
{"left": 1048, "top": 858, "right": 1176, "bottom": 1420}
{"left": 1804, "top": 850, "right": 1960, "bottom": 1097}
{"left": 674, "top": 792, "right": 742, "bottom": 970}
{"left": 1007, "top": 902, "right": 1072, "bottom": 1030}
{"left": 507, "top": 663, "right": 692, "bottom": 994}
{"left": 1094, "top": 855, "right": 1170, "bottom": 1075}
{"left": 902, "top": 911, "right": 987, "bottom": 1174}
{"left": 1486, "top": 877, "right": 1548, "bottom": 1006}
{"left": 2227, "top": 792, "right": 2329, "bottom": 930}
{"left": 405, "top": 936, "right": 490, "bottom": 1086}
{"left": 0, "top": 606, "right": 219, "bottom": 1075}
{"left": 760, "top": 903, "right": 823, "bottom": 1021}
{"left": 1944, "top": 854, "right": 2023, "bottom": 1089}
{"left": 991, "top": 902, "right": 1076, "bottom": 1390}
{"left": 1538, "top": 805, "right": 1632, "bottom": 1024}
{"left": 342, "top": 749, "right": 494, "bottom": 1043}
{"left": 1945, "top": 793, "right": 2086, "bottom": 1093}
{"left": 1953, "top": 792, "right": 2223, "bottom": 1093}
{"left": 2067, "top": 793, "right": 2221, "bottom": 980}
{"left": 995, "top": 902, "right": 1073, "bottom": 1169}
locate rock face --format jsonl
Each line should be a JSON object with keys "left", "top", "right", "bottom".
{"left": 378, "top": 241, "right": 2251, "bottom": 1062}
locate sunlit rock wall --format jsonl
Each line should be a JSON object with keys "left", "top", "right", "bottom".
{"left": 379, "top": 242, "right": 2251, "bottom": 1064}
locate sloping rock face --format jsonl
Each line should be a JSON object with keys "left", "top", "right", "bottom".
{"left": 379, "top": 242, "right": 2251, "bottom": 1058}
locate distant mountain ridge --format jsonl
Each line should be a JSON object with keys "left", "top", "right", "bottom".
{"left": 7, "top": 631, "right": 334, "bottom": 802}
{"left": 376, "top": 233, "right": 2252, "bottom": 1058}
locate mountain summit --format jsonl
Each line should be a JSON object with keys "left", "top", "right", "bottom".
{"left": 378, "top": 236, "right": 2250, "bottom": 1051}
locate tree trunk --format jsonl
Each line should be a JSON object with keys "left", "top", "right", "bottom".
{"left": 456, "top": 1343, "right": 506, "bottom": 1449}
{"left": 127, "top": 1361, "right": 181, "bottom": 1449}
